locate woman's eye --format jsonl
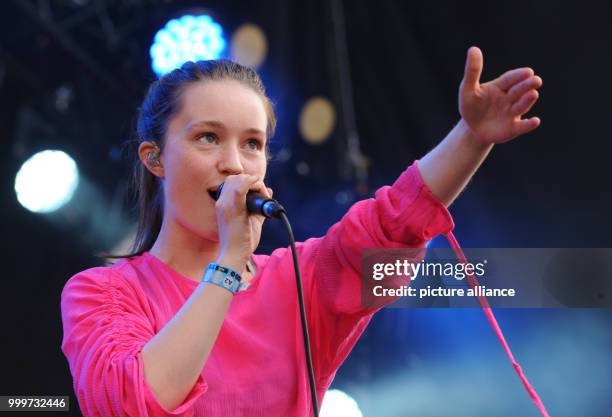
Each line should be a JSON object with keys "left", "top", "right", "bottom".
{"left": 246, "top": 139, "right": 263, "bottom": 150}
{"left": 197, "top": 133, "right": 217, "bottom": 144}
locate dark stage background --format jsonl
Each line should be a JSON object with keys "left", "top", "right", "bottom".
{"left": 1, "top": 0, "right": 611, "bottom": 416}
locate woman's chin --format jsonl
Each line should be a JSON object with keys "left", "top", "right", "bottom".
{"left": 188, "top": 226, "right": 219, "bottom": 244}
{"left": 202, "top": 230, "right": 220, "bottom": 243}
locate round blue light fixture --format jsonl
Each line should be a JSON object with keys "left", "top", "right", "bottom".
{"left": 150, "top": 14, "right": 226, "bottom": 77}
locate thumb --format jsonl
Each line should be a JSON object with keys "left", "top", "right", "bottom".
{"left": 462, "top": 46, "right": 483, "bottom": 90}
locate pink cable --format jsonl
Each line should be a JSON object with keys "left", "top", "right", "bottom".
{"left": 444, "top": 231, "right": 551, "bottom": 417}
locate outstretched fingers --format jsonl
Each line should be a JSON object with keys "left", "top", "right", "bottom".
{"left": 494, "top": 67, "right": 534, "bottom": 91}
{"left": 512, "top": 89, "right": 539, "bottom": 116}
{"left": 513, "top": 117, "right": 541, "bottom": 137}
{"left": 508, "top": 75, "right": 543, "bottom": 102}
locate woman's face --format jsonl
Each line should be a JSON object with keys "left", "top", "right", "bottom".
{"left": 157, "top": 79, "right": 269, "bottom": 242}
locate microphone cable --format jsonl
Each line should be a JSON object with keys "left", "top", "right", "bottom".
{"left": 250, "top": 197, "right": 320, "bottom": 416}
{"left": 278, "top": 211, "right": 320, "bottom": 417}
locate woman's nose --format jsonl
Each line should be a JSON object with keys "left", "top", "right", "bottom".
{"left": 216, "top": 145, "right": 243, "bottom": 175}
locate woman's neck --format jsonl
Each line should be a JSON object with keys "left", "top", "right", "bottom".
{"left": 148, "top": 218, "right": 253, "bottom": 283}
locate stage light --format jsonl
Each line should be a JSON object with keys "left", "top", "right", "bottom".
{"left": 14, "top": 150, "right": 79, "bottom": 213}
{"left": 150, "top": 14, "right": 226, "bottom": 77}
{"left": 230, "top": 23, "right": 268, "bottom": 68}
{"left": 299, "top": 97, "right": 336, "bottom": 144}
{"left": 320, "top": 389, "right": 363, "bottom": 417}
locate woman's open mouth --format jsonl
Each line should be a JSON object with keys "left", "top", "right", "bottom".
{"left": 207, "top": 184, "right": 223, "bottom": 201}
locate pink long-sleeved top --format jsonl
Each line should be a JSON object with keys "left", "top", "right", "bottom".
{"left": 60, "top": 160, "right": 454, "bottom": 417}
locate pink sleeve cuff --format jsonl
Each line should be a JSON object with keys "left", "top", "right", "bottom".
{"left": 376, "top": 159, "right": 455, "bottom": 243}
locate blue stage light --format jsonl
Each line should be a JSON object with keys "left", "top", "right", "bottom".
{"left": 150, "top": 14, "right": 226, "bottom": 77}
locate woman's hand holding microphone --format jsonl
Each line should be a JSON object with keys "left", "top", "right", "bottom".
{"left": 213, "top": 174, "right": 273, "bottom": 274}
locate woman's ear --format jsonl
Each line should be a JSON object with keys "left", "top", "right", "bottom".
{"left": 138, "top": 141, "right": 164, "bottom": 178}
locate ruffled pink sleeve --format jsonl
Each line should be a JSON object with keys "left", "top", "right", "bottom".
{"left": 60, "top": 268, "right": 208, "bottom": 417}
{"left": 294, "top": 160, "right": 455, "bottom": 386}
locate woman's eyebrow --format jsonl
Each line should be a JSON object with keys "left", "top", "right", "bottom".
{"left": 243, "top": 127, "right": 266, "bottom": 136}
{"left": 184, "top": 120, "right": 226, "bottom": 133}
{"left": 185, "top": 120, "right": 265, "bottom": 136}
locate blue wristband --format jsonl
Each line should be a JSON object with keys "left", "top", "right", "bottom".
{"left": 202, "top": 263, "right": 242, "bottom": 295}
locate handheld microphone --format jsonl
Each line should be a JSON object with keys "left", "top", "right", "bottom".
{"left": 211, "top": 183, "right": 286, "bottom": 219}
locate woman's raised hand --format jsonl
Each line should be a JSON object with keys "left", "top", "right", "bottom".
{"left": 459, "top": 46, "right": 543, "bottom": 145}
